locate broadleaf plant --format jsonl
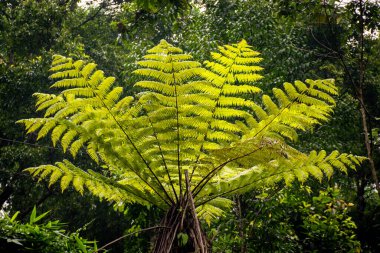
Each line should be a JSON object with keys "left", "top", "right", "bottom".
{"left": 18, "top": 40, "right": 364, "bottom": 252}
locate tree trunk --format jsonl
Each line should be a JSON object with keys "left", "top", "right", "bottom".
{"left": 152, "top": 170, "right": 209, "bottom": 253}
{"left": 358, "top": 91, "right": 380, "bottom": 196}
{"left": 357, "top": 0, "right": 380, "bottom": 197}
{"left": 235, "top": 195, "right": 247, "bottom": 253}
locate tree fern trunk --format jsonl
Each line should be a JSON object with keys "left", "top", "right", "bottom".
{"left": 152, "top": 171, "right": 209, "bottom": 253}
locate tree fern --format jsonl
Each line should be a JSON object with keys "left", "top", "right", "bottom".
{"left": 18, "top": 40, "right": 364, "bottom": 252}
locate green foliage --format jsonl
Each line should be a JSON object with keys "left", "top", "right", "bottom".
{"left": 193, "top": 0, "right": 319, "bottom": 88}
{"left": 133, "top": 0, "right": 190, "bottom": 14}
{"left": 211, "top": 186, "right": 361, "bottom": 253}
{"left": 298, "top": 187, "right": 360, "bottom": 252}
{"left": 210, "top": 192, "right": 301, "bottom": 253}
{"left": 0, "top": 207, "right": 97, "bottom": 253}
{"left": 177, "top": 232, "right": 189, "bottom": 246}
{"left": 18, "top": 40, "right": 364, "bottom": 226}
{"left": 0, "top": 0, "right": 77, "bottom": 61}
{"left": 0, "top": 0, "right": 97, "bottom": 214}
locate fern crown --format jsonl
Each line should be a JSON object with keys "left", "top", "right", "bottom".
{"left": 18, "top": 39, "right": 364, "bottom": 223}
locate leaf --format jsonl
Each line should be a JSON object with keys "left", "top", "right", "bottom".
{"left": 61, "top": 174, "right": 73, "bottom": 192}
{"left": 75, "top": 235, "right": 87, "bottom": 253}
{"left": 34, "top": 210, "right": 50, "bottom": 223}
{"left": 29, "top": 206, "right": 37, "bottom": 224}
{"left": 177, "top": 232, "right": 189, "bottom": 246}
{"left": 10, "top": 211, "right": 20, "bottom": 222}
{"left": 7, "top": 239, "right": 23, "bottom": 246}
{"left": 73, "top": 176, "right": 84, "bottom": 195}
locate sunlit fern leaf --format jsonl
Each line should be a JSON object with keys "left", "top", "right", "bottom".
{"left": 73, "top": 176, "right": 84, "bottom": 195}
{"left": 60, "top": 174, "right": 73, "bottom": 192}
{"left": 49, "top": 169, "right": 63, "bottom": 187}
{"left": 44, "top": 99, "right": 67, "bottom": 117}
{"left": 61, "top": 130, "right": 78, "bottom": 153}
{"left": 38, "top": 166, "right": 53, "bottom": 181}
{"left": 25, "top": 119, "right": 46, "bottom": 134}
{"left": 70, "top": 137, "right": 89, "bottom": 158}
{"left": 37, "top": 120, "right": 57, "bottom": 140}
{"left": 51, "top": 125, "right": 68, "bottom": 146}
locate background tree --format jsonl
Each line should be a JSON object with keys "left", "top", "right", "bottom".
{"left": 271, "top": 0, "right": 380, "bottom": 250}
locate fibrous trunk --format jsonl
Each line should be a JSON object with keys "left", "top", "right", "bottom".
{"left": 152, "top": 171, "right": 209, "bottom": 253}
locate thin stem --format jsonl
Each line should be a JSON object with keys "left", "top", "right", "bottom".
{"left": 95, "top": 226, "right": 170, "bottom": 252}
{"left": 172, "top": 61, "right": 183, "bottom": 199}
{"left": 193, "top": 145, "right": 264, "bottom": 198}
{"left": 185, "top": 170, "right": 207, "bottom": 253}
{"left": 195, "top": 169, "right": 293, "bottom": 207}
{"left": 0, "top": 136, "right": 59, "bottom": 150}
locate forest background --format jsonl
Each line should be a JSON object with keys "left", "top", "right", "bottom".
{"left": 0, "top": 0, "right": 380, "bottom": 252}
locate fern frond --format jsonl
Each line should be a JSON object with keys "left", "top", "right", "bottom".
{"left": 196, "top": 198, "right": 232, "bottom": 226}
{"left": 196, "top": 144, "right": 364, "bottom": 205}
{"left": 243, "top": 79, "right": 338, "bottom": 142}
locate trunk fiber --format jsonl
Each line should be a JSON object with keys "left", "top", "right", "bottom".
{"left": 152, "top": 171, "right": 209, "bottom": 253}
